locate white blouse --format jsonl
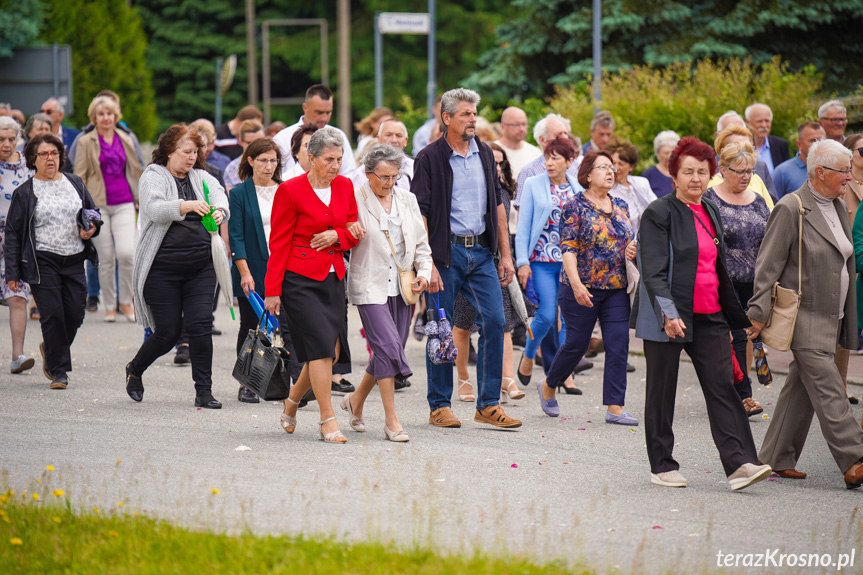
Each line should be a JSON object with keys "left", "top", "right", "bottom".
{"left": 32, "top": 175, "right": 84, "bottom": 256}
{"left": 383, "top": 199, "right": 406, "bottom": 297}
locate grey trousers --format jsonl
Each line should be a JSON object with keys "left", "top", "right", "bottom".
{"left": 759, "top": 348, "right": 863, "bottom": 474}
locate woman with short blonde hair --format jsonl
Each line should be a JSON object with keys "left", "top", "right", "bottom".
{"left": 74, "top": 95, "right": 142, "bottom": 323}
{"left": 705, "top": 141, "right": 770, "bottom": 418}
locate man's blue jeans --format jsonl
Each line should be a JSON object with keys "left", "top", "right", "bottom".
{"left": 426, "top": 243, "right": 505, "bottom": 410}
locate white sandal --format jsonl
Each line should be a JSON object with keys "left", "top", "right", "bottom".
{"left": 457, "top": 378, "right": 476, "bottom": 402}
{"left": 319, "top": 416, "right": 347, "bottom": 443}
{"left": 280, "top": 397, "right": 299, "bottom": 434}
{"left": 340, "top": 392, "right": 366, "bottom": 432}
{"left": 500, "top": 377, "right": 525, "bottom": 404}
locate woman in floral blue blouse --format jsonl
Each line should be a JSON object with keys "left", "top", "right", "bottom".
{"left": 536, "top": 150, "right": 638, "bottom": 424}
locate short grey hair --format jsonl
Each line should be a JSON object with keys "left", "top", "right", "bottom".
{"left": 716, "top": 110, "right": 744, "bottom": 133}
{"left": 744, "top": 103, "right": 772, "bottom": 122}
{"left": 653, "top": 130, "right": 680, "bottom": 157}
{"left": 23, "top": 113, "right": 51, "bottom": 138}
{"left": 363, "top": 143, "right": 403, "bottom": 174}
{"left": 440, "top": 88, "right": 480, "bottom": 119}
{"left": 807, "top": 139, "right": 852, "bottom": 178}
{"left": 533, "top": 113, "right": 572, "bottom": 143}
{"left": 0, "top": 115, "right": 22, "bottom": 137}
{"left": 590, "top": 110, "right": 614, "bottom": 131}
{"left": 306, "top": 126, "right": 344, "bottom": 158}
{"left": 377, "top": 117, "right": 408, "bottom": 138}
{"left": 818, "top": 99, "right": 847, "bottom": 118}
{"left": 45, "top": 97, "right": 66, "bottom": 115}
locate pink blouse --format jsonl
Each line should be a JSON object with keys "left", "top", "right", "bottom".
{"left": 689, "top": 203, "right": 720, "bottom": 314}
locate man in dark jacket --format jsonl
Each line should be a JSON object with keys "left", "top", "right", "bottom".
{"left": 411, "top": 88, "right": 520, "bottom": 430}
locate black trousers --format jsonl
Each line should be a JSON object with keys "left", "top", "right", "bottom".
{"left": 235, "top": 296, "right": 304, "bottom": 383}
{"left": 29, "top": 250, "right": 87, "bottom": 377}
{"left": 644, "top": 312, "right": 759, "bottom": 476}
{"left": 130, "top": 259, "right": 216, "bottom": 396}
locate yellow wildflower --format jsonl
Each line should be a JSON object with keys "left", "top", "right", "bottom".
{"left": 52, "top": 517, "right": 61, "bottom": 524}
{"left": 108, "top": 531, "right": 118, "bottom": 537}
{"left": 46, "top": 465, "right": 54, "bottom": 471}
{"left": 117, "top": 502, "right": 124, "bottom": 508}
{"left": 31, "top": 494, "right": 39, "bottom": 501}
{"left": 210, "top": 488, "right": 220, "bottom": 495}
{"left": 10, "top": 538, "right": 22, "bottom": 545}
{"left": 52, "top": 490, "right": 64, "bottom": 497}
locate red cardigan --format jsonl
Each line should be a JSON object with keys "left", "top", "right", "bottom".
{"left": 265, "top": 174, "right": 360, "bottom": 295}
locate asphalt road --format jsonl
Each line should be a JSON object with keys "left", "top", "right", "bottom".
{"left": 1, "top": 306, "right": 862, "bottom": 574}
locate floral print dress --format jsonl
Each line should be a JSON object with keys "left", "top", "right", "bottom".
{"left": 0, "top": 153, "right": 33, "bottom": 302}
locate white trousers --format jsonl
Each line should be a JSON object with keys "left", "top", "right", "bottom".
{"left": 90, "top": 202, "right": 138, "bottom": 309}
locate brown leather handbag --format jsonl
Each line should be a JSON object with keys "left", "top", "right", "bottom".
{"left": 760, "top": 193, "right": 803, "bottom": 351}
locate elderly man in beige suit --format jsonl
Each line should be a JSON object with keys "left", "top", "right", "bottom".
{"left": 748, "top": 139, "right": 863, "bottom": 489}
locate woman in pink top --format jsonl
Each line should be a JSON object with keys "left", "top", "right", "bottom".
{"left": 632, "top": 137, "right": 771, "bottom": 492}
{"left": 74, "top": 96, "right": 142, "bottom": 322}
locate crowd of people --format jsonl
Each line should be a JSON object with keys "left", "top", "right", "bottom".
{"left": 3, "top": 85, "right": 863, "bottom": 490}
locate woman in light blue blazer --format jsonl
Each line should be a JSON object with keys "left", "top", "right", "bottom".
{"left": 515, "top": 137, "right": 579, "bottom": 387}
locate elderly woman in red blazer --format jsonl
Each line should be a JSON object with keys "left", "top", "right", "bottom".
{"left": 265, "top": 127, "right": 365, "bottom": 444}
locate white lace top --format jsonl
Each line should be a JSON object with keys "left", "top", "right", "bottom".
{"left": 33, "top": 175, "right": 84, "bottom": 256}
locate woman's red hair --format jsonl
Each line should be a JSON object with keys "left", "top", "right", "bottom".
{"left": 668, "top": 136, "right": 716, "bottom": 178}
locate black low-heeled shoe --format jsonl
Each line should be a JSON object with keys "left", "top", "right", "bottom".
{"left": 849, "top": 396, "right": 860, "bottom": 405}
{"left": 195, "top": 395, "right": 222, "bottom": 409}
{"left": 238, "top": 386, "right": 259, "bottom": 403}
{"left": 517, "top": 352, "right": 532, "bottom": 386}
{"left": 557, "top": 384, "right": 583, "bottom": 395}
{"left": 125, "top": 362, "right": 144, "bottom": 402}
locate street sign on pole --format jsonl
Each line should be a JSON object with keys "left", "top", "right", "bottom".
{"left": 378, "top": 12, "right": 430, "bottom": 35}
{"left": 374, "top": 10, "right": 435, "bottom": 113}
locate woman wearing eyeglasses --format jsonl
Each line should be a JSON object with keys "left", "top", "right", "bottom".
{"left": 228, "top": 137, "right": 284, "bottom": 403}
{"left": 4, "top": 133, "right": 100, "bottom": 390}
{"left": 704, "top": 141, "right": 770, "bottom": 418}
{"left": 536, "top": 150, "right": 638, "bottom": 423}
{"left": 515, "top": 137, "right": 580, "bottom": 393}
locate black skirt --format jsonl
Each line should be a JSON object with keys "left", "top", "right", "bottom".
{"left": 280, "top": 270, "right": 351, "bottom": 365}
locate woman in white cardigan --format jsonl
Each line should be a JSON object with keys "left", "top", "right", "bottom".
{"left": 344, "top": 144, "right": 432, "bottom": 442}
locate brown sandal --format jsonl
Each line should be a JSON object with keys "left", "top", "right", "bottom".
{"left": 743, "top": 397, "right": 763, "bottom": 417}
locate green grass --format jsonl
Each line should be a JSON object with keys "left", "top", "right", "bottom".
{"left": 0, "top": 492, "right": 591, "bottom": 574}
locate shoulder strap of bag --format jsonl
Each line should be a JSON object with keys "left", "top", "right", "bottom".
{"left": 382, "top": 229, "right": 405, "bottom": 274}
{"left": 792, "top": 192, "right": 803, "bottom": 295}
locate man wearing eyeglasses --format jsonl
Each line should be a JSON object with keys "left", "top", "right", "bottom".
{"left": 40, "top": 98, "right": 80, "bottom": 151}
{"left": 494, "top": 107, "right": 540, "bottom": 179}
{"left": 819, "top": 100, "right": 849, "bottom": 143}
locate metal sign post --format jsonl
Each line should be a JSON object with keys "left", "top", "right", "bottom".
{"left": 374, "top": 11, "right": 433, "bottom": 111}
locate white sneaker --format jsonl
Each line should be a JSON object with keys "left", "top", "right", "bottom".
{"left": 728, "top": 463, "right": 772, "bottom": 491}
{"left": 651, "top": 470, "right": 687, "bottom": 487}
{"left": 10, "top": 354, "right": 34, "bottom": 374}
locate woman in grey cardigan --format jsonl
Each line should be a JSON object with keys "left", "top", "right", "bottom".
{"left": 749, "top": 139, "right": 863, "bottom": 488}
{"left": 125, "top": 124, "right": 229, "bottom": 408}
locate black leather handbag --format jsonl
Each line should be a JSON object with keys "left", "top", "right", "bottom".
{"left": 232, "top": 312, "right": 291, "bottom": 400}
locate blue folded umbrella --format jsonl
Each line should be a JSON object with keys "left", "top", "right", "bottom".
{"left": 248, "top": 290, "right": 278, "bottom": 333}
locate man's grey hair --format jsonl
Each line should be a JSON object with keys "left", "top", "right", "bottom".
{"left": 818, "top": 99, "right": 847, "bottom": 118}
{"left": 440, "top": 88, "right": 480, "bottom": 119}
{"left": 307, "top": 126, "right": 344, "bottom": 158}
{"left": 533, "top": 113, "right": 572, "bottom": 143}
{"left": 716, "top": 111, "right": 744, "bottom": 133}
{"left": 744, "top": 103, "right": 772, "bottom": 122}
{"left": 363, "top": 143, "right": 403, "bottom": 174}
{"left": 45, "top": 97, "right": 66, "bottom": 115}
{"left": 806, "top": 139, "right": 852, "bottom": 179}
{"left": 377, "top": 117, "right": 408, "bottom": 138}
{"left": 590, "top": 110, "right": 614, "bottom": 131}
{"left": 0, "top": 115, "right": 22, "bottom": 137}
{"left": 653, "top": 130, "right": 680, "bottom": 157}
{"left": 0, "top": 103, "right": 11, "bottom": 111}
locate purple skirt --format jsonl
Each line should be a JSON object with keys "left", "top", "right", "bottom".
{"left": 357, "top": 296, "right": 413, "bottom": 380}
